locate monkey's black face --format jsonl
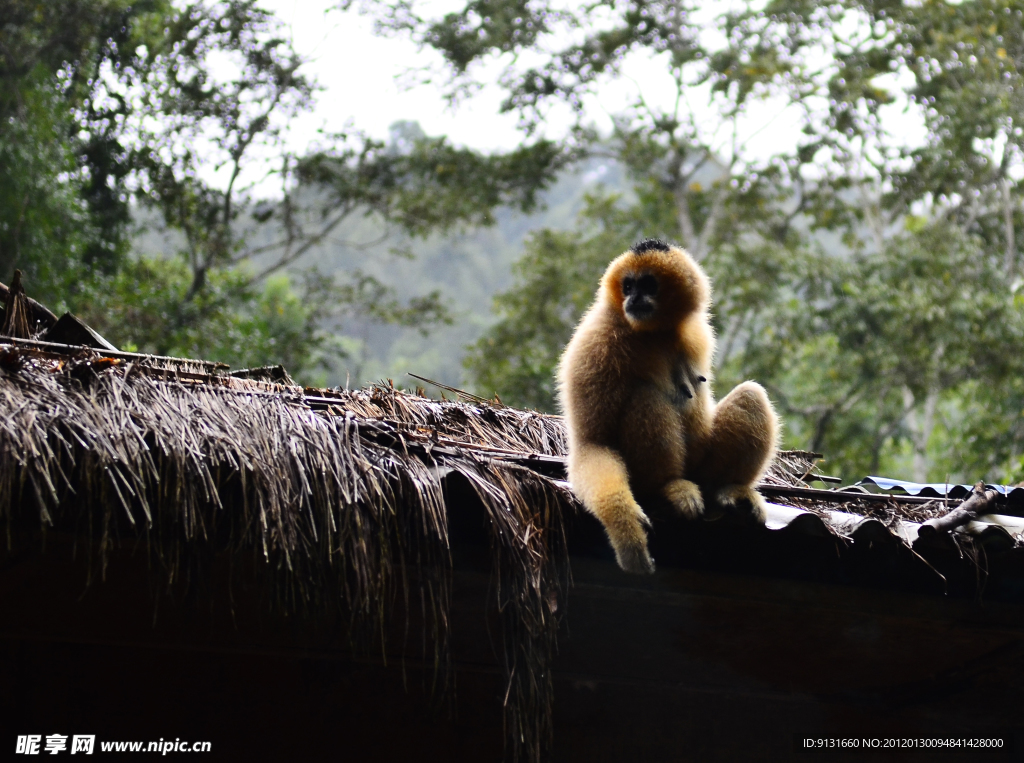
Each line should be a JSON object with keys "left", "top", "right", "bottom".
{"left": 622, "top": 273, "right": 659, "bottom": 321}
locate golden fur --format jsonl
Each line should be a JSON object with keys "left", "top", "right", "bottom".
{"left": 557, "top": 240, "right": 779, "bottom": 574}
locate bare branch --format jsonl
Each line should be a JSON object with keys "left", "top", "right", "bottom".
{"left": 244, "top": 206, "right": 356, "bottom": 284}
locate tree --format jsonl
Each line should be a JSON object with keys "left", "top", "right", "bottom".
{"left": 2, "top": 0, "right": 567, "bottom": 383}
{"left": 0, "top": 0, "right": 165, "bottom": 288}
{"left": 392, "top": 0, "right": 1024, "bottom": 483}
{"left": 737, "top": 0, "right": 1024, "bottom": 480}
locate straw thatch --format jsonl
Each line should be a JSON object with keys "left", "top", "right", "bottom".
{"left": 0, "top": 340, "right": 578, "bottom": 761}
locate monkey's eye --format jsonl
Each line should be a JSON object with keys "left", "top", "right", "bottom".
{"left": 637, "top": 274, "right": 658, "bottom": 295}
{"left": 622, "top": 277, "right": 635, "bottom": 296}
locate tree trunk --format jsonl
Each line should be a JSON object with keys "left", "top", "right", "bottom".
{"left": 1002, "top": 176, "right": 1016, "bottom": 279}
{"left": 903, "top": 387, "right": 938, "bottom": 484}
{"left": 675, "top": 185, "right": 699, "bottom": 256}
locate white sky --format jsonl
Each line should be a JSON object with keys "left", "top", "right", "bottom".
{"left": 260, "top": 0, "right": 534, "bottom": 153}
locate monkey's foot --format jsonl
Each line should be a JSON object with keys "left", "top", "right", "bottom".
{"left": 664, "top": 479, "right": 704, "bottom": 520}
{"left": 715, "top": 485, "right": 768, "bottom": 523}
{"left": 613, "top": 537, "right": 656, "bottom": 575}
{"left": 605, "top": 509, "right": 655, "bottom": 574}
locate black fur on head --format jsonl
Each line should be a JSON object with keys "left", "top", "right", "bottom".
{"left": 631, "top": 238, "right": 671, "bottom": 256}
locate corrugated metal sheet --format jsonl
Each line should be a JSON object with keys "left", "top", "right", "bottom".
{"left": 765, "top": 502, "right": 1024, "bottom": 553}
{"left": 552, "top": 474, "right": 1024, "bottom": 553}
{"left": 860, "top": 475, "right": 1024, "bottom": 504}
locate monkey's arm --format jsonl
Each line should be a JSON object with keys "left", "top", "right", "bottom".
{"left": 567, "top": 443, "right": 655, "bottom": 574}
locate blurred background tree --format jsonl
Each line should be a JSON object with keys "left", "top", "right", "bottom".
{"left": 0, "top": 0, "right": 565, "bottom": 381}
{"left": 379, "top": 0, "right": 1024, "bottom": 483}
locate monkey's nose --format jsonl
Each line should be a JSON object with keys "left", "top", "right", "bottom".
{"left": 626, "top": 296, "right": 655, "bottom": 320}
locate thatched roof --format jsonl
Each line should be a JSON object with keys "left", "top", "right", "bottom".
{"left": 0, "top": 337, "right": 581, "bottom": 760}
{"left": 1, "top": 329, "right": 1022, "bottom": 760}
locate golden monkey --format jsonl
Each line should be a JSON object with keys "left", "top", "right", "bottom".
{"left": 557, "top": 238, "right": 779, "bottom": 574}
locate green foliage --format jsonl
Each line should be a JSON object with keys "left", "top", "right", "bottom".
{"left": 443, "top": 0, "right": 1024, "bottom": 482}
{"left": 71, "top": 259, "right": 334, "bottom": 381}
{"left": 2, "top": 2, "right": 553, "bottom": 382}
{"left": 0, "top": 0, "right": 167, "bottom": 288}
{"left": 297, "top": 120, "right": 568, "bottom": 239}
{"left": 0, "top": 74, "right": 94, "bottom": 302}
{"left": 739, "top": 223, "right": 1024, "bottom": 481}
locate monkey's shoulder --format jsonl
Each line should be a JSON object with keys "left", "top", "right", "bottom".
{"left": 561, "top": 310, "right": 631, "bottom": 375}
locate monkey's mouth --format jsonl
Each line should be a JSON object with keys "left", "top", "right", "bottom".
{"left": 625, "top": 296, "right": 656, "bottom": 321}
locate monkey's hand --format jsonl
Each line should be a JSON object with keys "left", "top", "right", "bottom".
{"left": 603, "top": 504, "right": 655, "bottom": 575}
{"left": 715, "top": 485, "right": 768, "bottom": 524}
{"left": 664, "top": 479, "right": 704, "bottom": 519}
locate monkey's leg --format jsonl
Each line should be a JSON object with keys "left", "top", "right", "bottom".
{"left": 698, "top": 381, "right": 779, "bottom": 522}
{"left": 617, "top": 385, "right": 703, "bottom": 519}
{"left": 568, "top": 444, "right": 655, "bottom": 574}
